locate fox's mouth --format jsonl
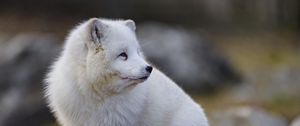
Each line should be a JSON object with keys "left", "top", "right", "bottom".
{"left": 120, "top": 75, "right": 149, "bottom": 81}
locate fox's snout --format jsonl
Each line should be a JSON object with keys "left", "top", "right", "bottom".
{"left": 145, "top": 66, "right": 153, "bottom": 73}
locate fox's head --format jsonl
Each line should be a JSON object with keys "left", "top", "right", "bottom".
{"left": 65, "top": 18, "right": 152, "bottom": 94}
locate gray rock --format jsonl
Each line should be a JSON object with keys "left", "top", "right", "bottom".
{"left": 0, "top": 34, "right": 61, "bottom": 126}
{"left": 137, "top": 23, "right": 239, "bottom": 92}
{"left": 291, "top": 116, "right": 300, "bottom": 126}
{"left": 209, "top": 106, "right": 288, "bottom": 126}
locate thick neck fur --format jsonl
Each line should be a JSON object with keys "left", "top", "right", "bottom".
{"left": 54, "top": 51, "right": 148, "bottom": 126}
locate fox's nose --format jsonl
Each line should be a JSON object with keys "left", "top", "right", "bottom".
{"left": 145, "top": 66, "right": 153, "bottom": 73}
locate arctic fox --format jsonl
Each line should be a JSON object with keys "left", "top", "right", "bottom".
{"left": 45, "top": 18, "right": 209, "bottom": 126}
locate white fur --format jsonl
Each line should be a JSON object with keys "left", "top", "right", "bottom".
{"left": 45, "top": 18, "right": 209, "bottom": 126}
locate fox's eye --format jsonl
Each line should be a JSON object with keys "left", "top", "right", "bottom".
{"left": 118, "top": 52, "right": 128, "bottom": 60}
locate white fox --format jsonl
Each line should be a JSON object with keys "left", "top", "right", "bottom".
{"left": 45, "top": 18, "right": 209, "bottom": 126}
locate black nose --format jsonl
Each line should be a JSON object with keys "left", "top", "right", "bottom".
{"left": 145, "top": 66, "right": 153, "bottom": 73}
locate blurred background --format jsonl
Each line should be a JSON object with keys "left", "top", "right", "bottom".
{"left": 0, "top": 0, "right": 299, "bottom": 126}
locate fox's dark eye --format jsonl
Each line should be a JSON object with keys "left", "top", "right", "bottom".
{"left": 118, "top": 52, "right": 128, "bottom": 60}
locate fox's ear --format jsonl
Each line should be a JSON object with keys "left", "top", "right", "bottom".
{"left": 90, "top": 19, "right": 107, "bottom": 46}
{"left": 124, "top": 19, "right": 136, "bottom": 31}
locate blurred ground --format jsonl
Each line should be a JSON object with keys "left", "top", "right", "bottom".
{"left": 197, "top": 31, "right": 300, "bottom": 122}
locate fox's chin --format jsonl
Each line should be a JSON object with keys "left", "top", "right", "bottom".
{"left": 123, "top": 77, "right": 147, "bottom": 84}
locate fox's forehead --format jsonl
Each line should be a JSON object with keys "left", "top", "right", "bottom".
{"left": 108, "top": 24, "right": 136, "bottom": 40}
{"left": 103, "top": 21, "right": 139, "bottom": 49}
